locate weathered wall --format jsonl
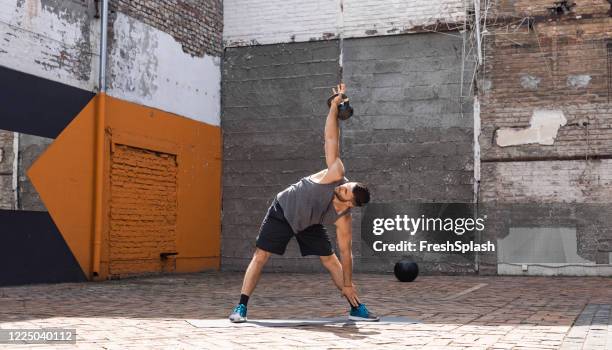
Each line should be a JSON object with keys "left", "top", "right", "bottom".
{"left": 107, "top": 12, "right": 221, "bottom": 125}
{"left": 0, "top": 131, "right": 14, "bottom": 209}
{"left": 478, "top": 1, "right": 612, "bottom": 275}
{"left": 0, "top": 0, "right": 99, "bottom": 90}
{"left": 221, "top": 33, "right": 474, "bottom": 273}
{"left": 109, "top": 0, "right": 223, "bottom": 57}
{"left": 0, "top": 0, "right": 224, "bottom": 284}
{"left": 223, "top": 0, "right": 466, "bottom": 47}
{"left": 1, "top": 0, "right": 224, "bottom": 213}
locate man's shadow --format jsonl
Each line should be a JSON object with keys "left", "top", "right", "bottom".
{"left": 249, "top": 319, "right": 381, "bottom": 339}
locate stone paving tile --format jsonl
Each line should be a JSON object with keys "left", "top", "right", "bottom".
{"left": 0, "top": 273, "right": 611, "bottom": 349}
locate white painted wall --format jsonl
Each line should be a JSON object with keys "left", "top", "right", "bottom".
{"left": 0, "top": 0, "right": 99, "bottom": 91}
{"left": 223, "top": 0, "right": 466, "bottom": 46}
{"left": 342, "top": 0, "right": 465, "bottom": 38}
{"left": 108, "top": 13, "right": 221, "bottom": 126}
{"left": 223, "top": 0, "right": 339, "bottom": 46}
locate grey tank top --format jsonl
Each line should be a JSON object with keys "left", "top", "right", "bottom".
{"left": 276, "top": 176, "right": 350, "bottom": 233}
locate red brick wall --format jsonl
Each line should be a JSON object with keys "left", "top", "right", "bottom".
{"left": 494, "top": 0, "right": 611, "bottom": 18}
{"left": 480, "top": 18, "right": 612, "bottom": 161}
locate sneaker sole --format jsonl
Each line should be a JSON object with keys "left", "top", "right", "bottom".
{"left": 349, "top": 315, "right": 380, "bottom": 322}
{"left": 229, "top": 317, "right": 247, "bottom": 323}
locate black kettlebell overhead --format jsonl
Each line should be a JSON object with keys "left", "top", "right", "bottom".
{"left": 327, "top": 93, "right": 354, "bottom": 120}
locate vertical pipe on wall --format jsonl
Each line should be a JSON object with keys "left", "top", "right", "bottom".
{"left": 473, "top": 97, "right": 481, "bottom": 272}
{"left": 12, "top": 132, "right": 19, "bottom": 210}
{"left": 92, "top": 0, "right": 108, "bottom": 278}
{"left": 474, "top": 0, "right": 482, "bottom": 65}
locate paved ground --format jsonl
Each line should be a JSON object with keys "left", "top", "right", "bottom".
{"left": 0, "top": 272, "right": 611, "bottom": 349}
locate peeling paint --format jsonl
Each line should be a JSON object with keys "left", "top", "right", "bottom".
{"left": 108, "top": 13, "right": 220, "bottom": 126}
{"left": 566, "top": 74, "right": 591, "bottom": 89}
{"left": 0, "top": 0, "right": 97, "bottom": 90}
{"left": 365, "top": 29, "right": 378, "bottom": 35}
{"left": 496, "top": 110, "right": 567, "bottom": 147}
{"left": 520, "top": 74, "right": 541, "bottom": 89}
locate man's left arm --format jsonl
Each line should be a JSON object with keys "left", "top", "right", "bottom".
{"left": 336, "top": 213, "right": 360, "bottom": 307}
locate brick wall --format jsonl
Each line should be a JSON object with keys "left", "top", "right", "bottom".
{"left": 477, "top": 1, "right": 612, "bottom": 273}
{"left": 342, "top": 0, "right": 465, "bottom": 38}
{"left": 480, "top": 18, "right": 612, "bottom": 161}
{"left": 223, "top": 0, "right": 466, "bottom": 46}
{"left": 0, "top": 131, "right": 13, "bottom": 209}
{"left": 481, "top": 160, "right": 612, "bottom": 203}
{"left": 109, "top": 144, "right": 178, "bottom": 276}
{"left": 494, "top": 0, "right": 611, "bottom": 18}
{"left": 110, "top": 0, "right": 223, "bottom": 57}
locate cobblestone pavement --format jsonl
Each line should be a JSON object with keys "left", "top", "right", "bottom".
{"left": 1, "top": 273, "right": 611, "bottom": 349}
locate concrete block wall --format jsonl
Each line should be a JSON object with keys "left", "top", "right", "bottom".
{"left": 220, "top": 33, "right": 475, "bottom": 273}
{"left": 222, "top": 41, "right": 341, "bottom": 272}
{"left": 341, "top": 33, "right": 474, "bottom": 273}
{"left": 223, "top": 0, "right": 466, "bottom": 47}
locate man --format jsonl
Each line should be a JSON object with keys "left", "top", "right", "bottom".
{"left": 229, "top": 83, "right": 379, "bottom": 323}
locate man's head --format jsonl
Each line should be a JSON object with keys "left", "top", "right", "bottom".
{"left": 334, "top": 182, "right": 370, "bottom": 208}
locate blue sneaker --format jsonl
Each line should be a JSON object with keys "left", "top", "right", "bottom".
{"left": 229, "top": 304, "right": 247, "bottom": 323}
{"left": 349, "top": 303, "right": 380, "bottom": 322}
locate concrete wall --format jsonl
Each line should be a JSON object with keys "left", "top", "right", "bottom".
{"left": 223, "top": 0, "right": 466, "bottom": 47}
{"left": 222, "top": 41, "right": 340, "bottom": 271}
{"left": 221, "top": 32, "right": 474, "bottom": 273}
{"left": 477, "top": 1, "right": 612, "bottom": 275}
{"left": 343, "top": 33, "right": 474, "bottom": 273}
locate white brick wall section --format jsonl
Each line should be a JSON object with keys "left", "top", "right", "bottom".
{"left": 481, "top": 160, "right": 612, "bottom": 203}
{"left": 223, "top": 0, "right": 466, "bottom": 47}
{"left": 342, "top": 0, "right": 465, "bottom": 38}
{"left": 223, "top": 0, "right": 339, "bottom": 46}
{"left": 0, "top": 0, "right": 98, "bottom": 91}
{"left": 108, "top": 13, "right": 221, "bottom": 126}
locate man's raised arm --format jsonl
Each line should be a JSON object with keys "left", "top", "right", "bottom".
{"left": 324, "top": 84, "right": 346, "bottom": 176}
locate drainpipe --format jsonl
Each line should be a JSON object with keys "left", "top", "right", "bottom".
{"left": 92, "top": 0, "right": 108, "bottom": 278}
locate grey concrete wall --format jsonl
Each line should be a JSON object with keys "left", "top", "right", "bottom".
{"left": 221, "top": 41, "right": 341, "bottom": 272}
{"left": 221, "top": 33, "right": 475, "bottom": 273}
{"left": 343, "top": 33, "right": 474, "bottom": 274}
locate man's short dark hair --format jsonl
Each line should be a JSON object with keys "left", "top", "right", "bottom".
{"left": 352, "top": 182, "right": 370, "bottom": 207}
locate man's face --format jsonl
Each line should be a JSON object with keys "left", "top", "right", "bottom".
{"left": 334, "top": 182, "right": 356, "bottom": 205}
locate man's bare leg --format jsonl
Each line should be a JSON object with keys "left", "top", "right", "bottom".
{"left": 229, "top": 248, "right": 271, "bottom": 323}
{"left": 320, "top": 254, "right": 344, "bottom": 291}
{"left": 241, "top": 248, "right": 271, "bottom": 295}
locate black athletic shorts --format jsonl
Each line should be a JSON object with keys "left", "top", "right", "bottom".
{"left": 255, "top": 199, "right": 333, "bottom": 256}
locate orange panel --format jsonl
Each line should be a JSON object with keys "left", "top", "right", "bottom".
{"left": 27, "top": 96, "right": 98, "bottom": 277}
{"left": 28, "top": 94, "right": 222, "bottom": 281}
{"left": 103, "top": 96, "right": 222, "bottom": 277}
